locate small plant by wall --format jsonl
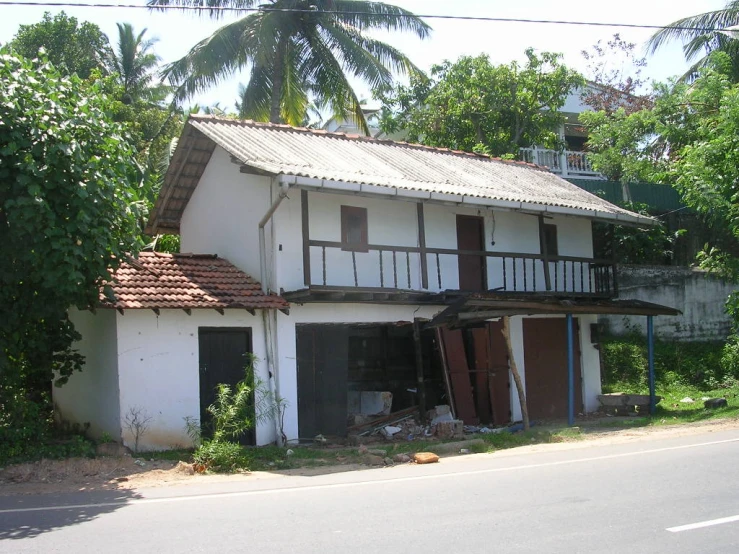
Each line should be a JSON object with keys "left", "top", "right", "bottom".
{"left": 185, "top": 354, "right": 288, "bottom": 472}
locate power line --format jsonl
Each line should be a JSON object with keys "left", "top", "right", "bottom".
{"left": 0, "top": 1, "right": 719, "bottom": 33}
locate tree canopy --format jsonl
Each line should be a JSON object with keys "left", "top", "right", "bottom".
{"left": 376, "top": 49, "right": 584, "bottom": 157}
{"left": 0, "top": 49, "right": 142, "bottom": 390}
{"left": 147, "top": 0, "right": 430, "bottom": 133}
{"left": 580, "top": 52, "right": 739, "bottom": 314}
{"left": 10, "top": 11, "right": 111, "bottom": 79}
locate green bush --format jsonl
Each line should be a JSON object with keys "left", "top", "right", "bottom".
{"left": 601, "top": 335, "right": 729, "bottom": 392}
{"left": 193, "top": 439, "right": 249, "bottom": 472}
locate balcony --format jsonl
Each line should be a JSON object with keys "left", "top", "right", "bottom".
{"left": 519, "top": 147, "right": 600, "bottom": 179}
{"left": 287, "top": 240, "right": 617, "bottom": 302}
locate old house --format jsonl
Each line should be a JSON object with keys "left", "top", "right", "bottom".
{"left": 55, "top": 115, "right": 678, "bottom": 449}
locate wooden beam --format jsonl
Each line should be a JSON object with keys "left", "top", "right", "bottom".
{"left": 417, "top": 203, "right": 429, "bottom": 289}
{"left": 501, "top": 316, "right": 529, "bottom": 430}
{"left": 152, "top": 308, "right": 160, "bottom": 316}
{"left": 215, "top": 308, "right": 224, "bottom": 315}
{"left": 117, "top": 308, "right": 124, "bottom": 315}
{"left": 301, "top": 190, "right": 311, "bottom": 286}
{"left": 151, "top": 135, "right": 197, "bottom": 233}
{"left": 246, "top": 308, "right": 256, "bottom": 316}
{"left": 538, "top": 214, "right": 552, "bottom": 291}
{"left": 183, "top": 308, "right": 192, "bottom": 316}
{"left": 413, "top": 318, "right": 428, "bottom": 422}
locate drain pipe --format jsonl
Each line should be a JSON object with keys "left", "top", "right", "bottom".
{"left": 259, "top": 179, "right": 290, "bottom": 446}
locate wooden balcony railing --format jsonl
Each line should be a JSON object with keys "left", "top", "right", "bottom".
{"left": 519, "top": 147, "right": 600, "bottom": 178}
{"left": 306, "top": 240, "right": 617, "bottom": 297}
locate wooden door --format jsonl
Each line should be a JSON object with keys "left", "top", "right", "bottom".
{"left": 198, "top": 328, "right": 254, "bottom": 445}
{"left": 456, "top": 215, "right": 487, "bottom": 291}
{"left": 522, "top": 318, "right": 583, "bottom": 420}
{"left": 296, "top": 324, "right": 349, "bottom": 438}
{"left": 487, "top": 321, "right": 512, "bottom": 425}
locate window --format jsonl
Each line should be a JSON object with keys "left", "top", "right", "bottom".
{"left": 341, "top": 205, "right": 368, "bottom": 251}
{"left": 543, "top": 223, "right": 559, "bottom": 256}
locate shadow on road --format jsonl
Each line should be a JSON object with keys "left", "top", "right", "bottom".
{"left": 0, "top": 489, "right": 143, "bottom": 540}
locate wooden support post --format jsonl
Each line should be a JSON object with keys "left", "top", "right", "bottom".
{"left": 538, "top": 215, "right": 552, "bottom": 291}
{"left": 501, "top": 316, "right": 529, "bottom": 431}
{"left": 417, "top": 203, "right": 429, "bottom": 289}
{"left": 567, "top": 313, "right": 575, "bottom": 426}
{"left": 301, "top": 190, "right": 311, "bottom": 286}
{"left": 413, "top": 318, "right": 428, "bottom": 422}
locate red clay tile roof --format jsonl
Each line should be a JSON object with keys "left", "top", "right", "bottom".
{"left": 101, "top": 252, "right": 289, "bottom": 311}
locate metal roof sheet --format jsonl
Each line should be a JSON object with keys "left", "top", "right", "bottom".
{"left": 149, "top": 115, "right": 656, "bottom": 232}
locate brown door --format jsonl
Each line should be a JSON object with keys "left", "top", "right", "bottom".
{"left": 487, "top": 321, "right": 512, "bottom": 425}
{"left": 456, "top": 215, "right": 486, "bottom": 291}
{"left": 522, "top": 318, "right": 583, "bottom": 420}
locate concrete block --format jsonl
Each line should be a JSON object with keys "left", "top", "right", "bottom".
{"left": 434, "top": 419, "right": 464, "bottom": 439}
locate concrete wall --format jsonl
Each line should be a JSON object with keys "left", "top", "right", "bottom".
{"left": 601, "top": 266, "right": 737, "bottom": 341}
{"left": 55, "top": 309, "right": 121, "bottom": 440}
{"left": 115, "top": 309, "right": 271, "bottom": 450}
{"left": 272, "top": 189, "right": 596, "bottom": 294}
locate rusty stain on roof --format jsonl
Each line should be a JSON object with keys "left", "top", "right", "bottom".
{"left": 101, "top": 252, "right": 289, "bottom": 311}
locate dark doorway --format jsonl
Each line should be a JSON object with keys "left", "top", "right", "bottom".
{"left": 296, "top": 324, "right": 349, "bottom": 438}
{"left": 522, "top": 318, "right": 583, "bottom": 420}
{"left": 198, "top": 328, "right": 255, "bottom": 445}
{"left": 456, "top": 215, "right": 487, "bottom": 291}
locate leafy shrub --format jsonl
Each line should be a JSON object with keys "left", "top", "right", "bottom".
{"left": 192, "top": 440, "right": 249, "bottom": 472}
{"left": 601, "top": 335, "right": 728, "bottom": 392}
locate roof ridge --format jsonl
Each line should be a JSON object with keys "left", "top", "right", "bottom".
{"left": 187, "top": 114, "right": 551, "bottom": 173}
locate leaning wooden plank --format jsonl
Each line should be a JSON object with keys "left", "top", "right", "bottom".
{"left": 501, "top": 316, "right": 529, "bottom": 431}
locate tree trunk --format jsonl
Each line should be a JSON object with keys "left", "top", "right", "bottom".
{"left": 269, "top": 36, "right": 289, "bottom": 124}
{"left": 501, "top": 316, "right": 529, "bottom": 430}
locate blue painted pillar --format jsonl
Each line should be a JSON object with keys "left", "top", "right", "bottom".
{"left": 567, "top": 313, "right": 574, "bottom": 426}
{"left": 648, "top": 315, "right": 656, "bottom": 416}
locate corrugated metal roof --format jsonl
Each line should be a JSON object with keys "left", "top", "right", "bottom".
{"left": 148, "top": 115, "right": 655, "bottom": 233}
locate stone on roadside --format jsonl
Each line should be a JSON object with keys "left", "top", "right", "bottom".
{"left": 704, "top": 398, "right": 728, "bottom": 409}
{"left": 363, "top": 454, "right": 385, "bottom": 466}
{"left": 393, "top": 453, "right": 411, "bottom": 463}
{"left": 414, "top": 452, "right": 440, "bottom": 464}
{"left": 383, "top": 457, "right": 393, "bottom": 466}
{"left": 367, "top": 448, "right": 387, "bottom": 457}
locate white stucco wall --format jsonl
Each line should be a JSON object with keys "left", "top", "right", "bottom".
{"left": 271, "top": 189, "right": 596, "bottom": 294}
{"left": 180, "top": 146, "right": 272, "bottom": 281}
{"left": 55, "top": 308, "right": 121, "bottom": 439}
{"left": 115, "top": 309, "right": 272, "bottom": 450}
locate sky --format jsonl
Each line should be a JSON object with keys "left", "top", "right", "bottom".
{"left": 0, "top": 0, "right": 730, "bottom": 110}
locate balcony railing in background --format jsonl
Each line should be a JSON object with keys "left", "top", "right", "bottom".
{"left": 307, "top": 240, "right": 617, "bottom": 297}
{"left": 519, "top": 147, "right": 600, "bottom": 178}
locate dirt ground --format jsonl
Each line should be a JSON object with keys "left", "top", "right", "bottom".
{"left": 2, "top": 417, "right": 738, "bottom": 497}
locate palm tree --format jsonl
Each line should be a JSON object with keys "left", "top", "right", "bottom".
{"left": 647, "top": 1, "right": 739, "bottom": 81}
{"left": 110, "top": 22, "right": 169, "bottom": 104}
{"left": 147, "top": 0, "right": 430, "bottom": 133}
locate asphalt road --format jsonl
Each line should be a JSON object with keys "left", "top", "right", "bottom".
{"left": 2, "top": 429, "right": 739, "bottom": 553}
